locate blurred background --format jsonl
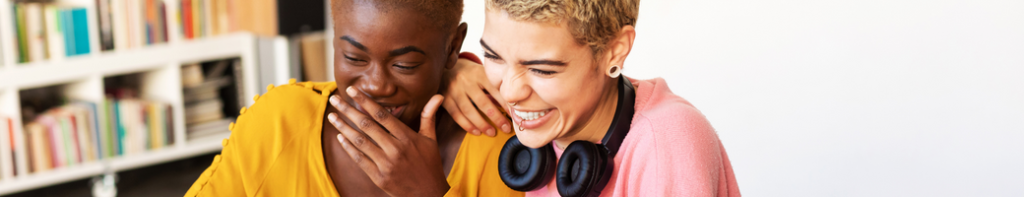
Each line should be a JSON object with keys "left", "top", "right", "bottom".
{"left": 1, "top": 0, "right": 1022, "bottom": 196}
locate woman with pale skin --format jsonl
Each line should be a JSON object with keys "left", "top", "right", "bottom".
{"left": 339, "top": 0, "right": 742, "bottom": 196}
{"left": 448, "top": 0, "right": 742, "bottom": 196}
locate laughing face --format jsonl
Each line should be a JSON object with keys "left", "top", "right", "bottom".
{"left": 480, "top": 10, "right": 615, "bottom": 148}
{"left": 332, "top": 2, "right": 456, "bottom": 128}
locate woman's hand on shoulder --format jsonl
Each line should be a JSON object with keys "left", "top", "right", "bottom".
{"left": 441, "top": 58, "right": 511, "bottom": 136}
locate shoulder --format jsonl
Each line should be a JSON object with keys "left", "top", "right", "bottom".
{"left": 228, "top": 81, "right": 336, "bottom": 149}
{"left": 612, "top": 78, "right": 729, "bottom": 195}
{"left": 247, "top": 81, "right": 335, "bottom": 117}
{"left": 629, "top": 77, "right": 716, "bottom": 144}
{"left": 624, "top": 77, "right": 723, "bottom": 168}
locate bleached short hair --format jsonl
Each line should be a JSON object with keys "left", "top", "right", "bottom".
{"left": 486, "top": 0, "right": 639, "bottom": 55}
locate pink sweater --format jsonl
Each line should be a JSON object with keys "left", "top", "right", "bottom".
{"left": 525, "top": 78, "right": 741, "bottom": 197}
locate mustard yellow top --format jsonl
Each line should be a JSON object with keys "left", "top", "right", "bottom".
{"left": 184, "top": 82, "right": 523, "bottom": 197}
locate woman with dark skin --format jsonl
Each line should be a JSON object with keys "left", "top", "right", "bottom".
{"left": 186, "top": 0, "right": 520, "bottom": 196}
{"left": 322, "top": 0, "right": 467, "bottom": 195}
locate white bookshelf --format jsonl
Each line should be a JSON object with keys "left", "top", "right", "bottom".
{"left": 0, "top": 0, "right": 286, "bottom": 195}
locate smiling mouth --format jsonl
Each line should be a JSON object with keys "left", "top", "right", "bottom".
{"left": 513, "top": 109, "right": 553, "bottom": 121}
{"left": 382, "top": 105, "right": 406, "bottom": 117}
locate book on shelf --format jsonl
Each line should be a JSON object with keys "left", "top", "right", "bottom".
{"left": 300, "top": 32, "right": 328, "bottom": 82}
{"left": 10, "top": 2, "right": 91, "bottom": 63}
{"left": 186, "top": 119, "right": 230, "bottom": 141}
{"left": 177, "top": 0, "right": 277, "bottom": 38}
{"left": 1, "top": 117, "right": 14, "bottom": 180}
{"left": 19, "top": 98, "right": 173, "bottom": 174}
{"left": 9, "top": 0, "right": 280, "bottom": 64}
{"left": 96, "top": 0, "right": 114, "bottom": 51}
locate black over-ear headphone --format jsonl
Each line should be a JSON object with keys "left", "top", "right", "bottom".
{"left": 499, "top": 77, "right": 636, "bottom": 197}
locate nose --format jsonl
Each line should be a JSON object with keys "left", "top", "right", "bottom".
{"left": 500, "top": 66, "right": 532, "bottom": 107}
{"left": 354, "top": 64, "right": 397, "bottom": 98}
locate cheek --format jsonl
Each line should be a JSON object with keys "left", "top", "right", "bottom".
{"left": 483, "top": 63, "right": 504, "bottom": 88}
{"left": 534, "top": 80, "right": 570, "bottom": 106}
{"left": 538, "top": 74, "right": 602, "bottom": 117}
{"left": 400, "top": 68, "right": 444, "bottom": 100}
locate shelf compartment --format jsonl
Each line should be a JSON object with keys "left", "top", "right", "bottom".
{"left": 181, "top": 58, "right": 243, "bottom": 142}
{"left": 0, "top": 132, "right": 228, "bottom": 195}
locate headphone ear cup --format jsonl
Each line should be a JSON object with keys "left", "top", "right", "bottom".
{"left": 556, "top": 141, "right": 609, "bottom": 197}
{"left": 498, "top": 136, "right": 557, "bottom": 191}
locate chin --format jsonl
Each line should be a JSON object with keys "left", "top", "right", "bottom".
{"left": 515, "top": 128, "right": 556, "bottom": 149}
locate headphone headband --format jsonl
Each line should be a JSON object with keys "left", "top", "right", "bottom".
{"left": 599, "top": 77, "right": 636, "bottom": 157}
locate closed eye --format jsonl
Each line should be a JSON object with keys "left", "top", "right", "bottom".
{"left": 393, "top": 63, "right": 420, "bottom": 70}
{"left": 530, "top": 68, "right": 556, "bottom": 75}
{"left": 344, "top": 55, "right": 364, "bottom": 62}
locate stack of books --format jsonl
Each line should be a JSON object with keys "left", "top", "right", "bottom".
{"left": 182, "top": 61, "right": 234, "bottom": 140}
{"left": 15, "top": 97, "right": 172, "bottom": 174}
{"left": 10, "top": 2, "right": 92, "bottom": 63}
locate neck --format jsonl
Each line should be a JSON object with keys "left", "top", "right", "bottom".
{"left": 553, "top": 79, "right": 620, "bottom": 149}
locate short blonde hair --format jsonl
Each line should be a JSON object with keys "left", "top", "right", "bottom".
{"left": 486, "top": 0, "right": 639, "bottom": 55}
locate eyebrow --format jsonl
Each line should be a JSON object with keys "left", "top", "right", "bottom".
{"left": 482, "top": 39, "right": 567, "bottom": 66}
{"left": 389, "top": 46, "right": 426, "bottom": 56}
{"left": 341, "top": 35, "right": 425, "bottom": 57}
{"left": 480, "top": 39, "right": 496, "bottom": 54}
{"left": 521, "top": 60, "right": 567, "bottom": 66}
{"left": 340, "top": 36, "right": 367, "bottom": 51}
{"left": 480, "top": 39, "right": 502, "bottom": 59}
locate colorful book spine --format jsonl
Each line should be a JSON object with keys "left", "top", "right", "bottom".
{"left": 104, "top": 98, "right": 118, "bottom": 157}
{"left": 112, "top": 99, "right": 123, "bottom": 155}
{"left": 24, "top": 3, "right": 47, "bottom": 62}
{"left": 60, "top": 9, "right": 75, "bottom": 56}
{"left": 70, "top": 8, "right": 91, "bottom": 56}
{"left": 111, "top": 0, "right": 128, "bottom": 50}
{"left": 17, "top": 100, "right": 171, "bottom": 174}
{"left": 182, "top": 0, "right": 193, "bottom": 39}
{"left": 97, "top": 0, "right": 115, "bottom": 51}
{"left": 14, "top": 4, "right": 29, "bottom": 63}
{"left": 25, "top": 123, "right": 50, "bottom": 173}
{"left": 43, "top": 5, "right": 65, "bottom": 62}
{"left": 85, "top": 102, "right": 105, "bottom": 160}
{"left": 0, "top": 117, "right": 13, "bottom": 179}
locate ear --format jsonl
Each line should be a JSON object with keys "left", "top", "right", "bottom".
{"left": 446, "top": 22, "right": 470, "bottom": 70}
{"left": 602, "top": 25, "right": 637, "bottom": 74}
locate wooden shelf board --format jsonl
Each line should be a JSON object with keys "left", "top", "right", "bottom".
{"left": 0, "top": 33, "right": 254, "bottom": 89}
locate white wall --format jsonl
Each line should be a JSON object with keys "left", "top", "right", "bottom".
{"left": 462, "top": 0, "right": 1024, "bottom": 196}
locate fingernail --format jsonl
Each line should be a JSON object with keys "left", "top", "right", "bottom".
{"left": 336, "top": 134, "right": 346, "bottom": 144}
{"left": 330, "top": 95, "right": 341, "bottom": 106}
{"left": 346, "top": 86, "right": 357, "bottom": 97}
{"left": 486, "top": 128, "right": 495, "bottom": 136}
{"left": 473, "top": 129, "right": 481, "bottom": 135}
{"left": 327, "top": 113, "right": 338, "bottom": 124}
{"left": 501, "top": 124, "right": 511, "bottom": 133}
